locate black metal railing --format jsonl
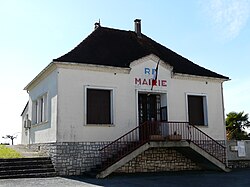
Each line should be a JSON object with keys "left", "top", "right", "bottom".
{"left": 94, "top": 121, "right": 226, "bottom": 172}
{"left": 160, "top": 121, "right": 226, "bottom": 163}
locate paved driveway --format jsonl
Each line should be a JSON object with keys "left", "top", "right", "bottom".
{"left": 0, "top": 169, "right": 250, "bottom": 187}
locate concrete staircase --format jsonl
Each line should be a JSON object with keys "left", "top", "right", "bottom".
{"left": 0, "top": 157, "right": 56, "bottom": 179}
{"left": 84, "top": 121, "right": 229, "bottom": 178}
{"left": 86, "top": 141, "right": 229, "bottom": 178}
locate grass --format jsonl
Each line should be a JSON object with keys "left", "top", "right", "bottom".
{"left": 0, "top": 145, "right": 22, "bottom": 158}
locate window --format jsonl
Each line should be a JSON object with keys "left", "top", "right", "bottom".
{"left": 35, "top": 100, "right": 39, "bottom": 124}
{"left": 187, "top": 95, "right": 208, "bottom": 126}
{"left": 86, "top": 88, "right": 112, "bottom": 124}
{"left": 32, "top": 93, "right": 48, "bottom": 124}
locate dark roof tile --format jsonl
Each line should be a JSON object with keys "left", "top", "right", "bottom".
{"left": 54, "top": 27, "right": 228, "bottom": 79}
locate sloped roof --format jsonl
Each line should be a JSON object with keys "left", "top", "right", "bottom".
{"left": 54, "top": 26, "right": 228, "bottom": 79}
{"left": 21, "top": 101, "right": 28, "bottom": 116}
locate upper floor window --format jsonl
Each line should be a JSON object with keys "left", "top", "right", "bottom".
{"left": 187, "top": 95, "right": 208, "bottom": 126}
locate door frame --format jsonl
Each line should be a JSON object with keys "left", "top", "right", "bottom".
{"left": 135, "top": 89, "right": 168, "bottom": 127}
{"left": 138, "top": 93, "right": 159, "bottom": 125}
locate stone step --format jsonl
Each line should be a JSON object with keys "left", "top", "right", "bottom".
{"left": 87, "top": 141, "right": 228, "bottom": 178}
{"left": 0, "top": 168, "right": 55, "bottom": 175}
{"left": 0, "top": 172, "right": 57, "bottom": 179}
{"left": 0, "top": 157, "right": 52, "bottom": 166}
{"left": 0, "top": 157, "right": 56, "bottom": 179}
{"left": 0, "top": 164, "right": 54, "bottom": 170}
{"left": 0, "top": 157, "right": 51, "bottom": 162}
{"left": 95, "top": 142, "right": 140, "bottom": 173}
{"left": 0, "top": 160, "right": 52, "bottom": 166}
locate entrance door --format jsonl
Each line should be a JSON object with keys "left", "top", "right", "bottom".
{"left": 138, "top": 94, "right": 161, "bottom": 140}
{"left": 138, "top": 94, "right": 159, "bottom": 124}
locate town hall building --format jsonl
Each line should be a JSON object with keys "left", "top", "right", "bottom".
{"left": 21, "top": 19, "right": 230, "bottom": 177}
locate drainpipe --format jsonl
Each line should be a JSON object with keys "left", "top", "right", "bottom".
{"left": 28, "top": 127, "right": 30, "bottom": 149}
{"left": 26, "top": 114, "right": 31, "bottom": 149}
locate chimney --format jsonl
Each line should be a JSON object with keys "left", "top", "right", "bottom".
{"left": 134, "top": 19, "right": 142, "bottom": 38}
{"left": 94, "top": 20, "right": 101, "bottom": 30}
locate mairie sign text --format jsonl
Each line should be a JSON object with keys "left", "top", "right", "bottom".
{"left": 134, "top": 68, "right": 167, "bottom": 87}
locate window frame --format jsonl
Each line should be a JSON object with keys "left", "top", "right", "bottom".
{"left": 32, "top": 93, "right": 48, "bottom": 125}
{"left": 186, "top": 93, "right": 208, "bottom": 126}
{"left": 84, "top": 86, "right": 115, "bottom": 126}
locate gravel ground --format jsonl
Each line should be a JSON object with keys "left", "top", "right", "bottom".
{"left": 0, "top": 169, "right": 250, "bottom": 187}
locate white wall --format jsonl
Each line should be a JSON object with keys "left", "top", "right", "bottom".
{"left": 131, "top": 56, "right": 226, "bottom": 140}
{"left": 55, "top": 55, "right": 226, "bottom": 142}
{"left": 168, "top": 78, "right": 225, "bottom": 140}
{"left": 57, "top": 65, "right": 135, "bottom": 142}
{"left": 22, "top": 69, "right": 58, "bottom": 144}
{"left": 21, "top": 104, "right": 29, "bottom": 144}
{"left": 22, "top": 54, "right": 226, "bottom": 144}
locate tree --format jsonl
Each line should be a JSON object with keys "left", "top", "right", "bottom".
{"left": 2, "top": 135, "right": 17, "bottom": 145}
{"left": 226, "top": 111, "right": 250, "bottom": 140}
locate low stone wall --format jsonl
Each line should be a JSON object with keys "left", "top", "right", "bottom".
{"left": 228, "top": 160, "right": 250, "bottom": 169}
{"left": 29, "top": 141, "right": 230, "bottom": 176}
{"left": 29, "top": 142, "right": 110, "bottom": 176}
{"left": 115, "top": 148, "right": 201, "bottom": 173}
{"left": 227, "top": 140, "right": 250, "bottom": 169}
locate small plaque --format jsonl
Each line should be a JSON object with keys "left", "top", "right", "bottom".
{"left": 237, "top": 141, "right": 246, "bottom": 157}
{"left": 230, "top": 145, "right": 238, "bottom": 151}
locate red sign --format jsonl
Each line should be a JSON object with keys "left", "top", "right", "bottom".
{"left": 135, "top": 78, "right": 167, "bottom": 87}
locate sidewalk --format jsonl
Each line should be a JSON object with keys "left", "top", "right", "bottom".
{"left": 0, "top": 169, "right": 250, "bottom": 187}
{"left": 7, "top": 145, "right": 47, "bottom": 158}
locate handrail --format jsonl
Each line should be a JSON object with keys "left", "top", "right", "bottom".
{"left": 99, "top": 121, "right": 189, "bottom": 151}
{"left": 93, "top": 121, "right": 226, "bottom": 172}
{"left": 96, "top": 121, "right": 151, "bottom": 170}
{"left": 99, "top": 121, "right": 148, "bottom": 151}
{"left": 189, "top": 123, "right": 226, "bottom": 148}
{"left": 185, "top": 123, "right": 226, "bottom": 163}
{"left": 158, "top": 121, "right": 226, "bottom": 163}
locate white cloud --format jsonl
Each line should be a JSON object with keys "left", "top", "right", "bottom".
{"left": 202, "top": 0, "right": 250, "bottom": 41}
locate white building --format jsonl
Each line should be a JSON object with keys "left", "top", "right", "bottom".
{"left": 21, "top": 20, "right": 229, "bottom": 177}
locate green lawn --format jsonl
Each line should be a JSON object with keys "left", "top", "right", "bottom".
{"left": 0, "top": 145, "right": 22, "bottom": 158}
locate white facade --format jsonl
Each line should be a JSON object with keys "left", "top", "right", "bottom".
{"left": 22, "top": 54, "right": 227, "bottom": 144}
{"left": 22, "top": 66, "right": 58, "bottom": 144}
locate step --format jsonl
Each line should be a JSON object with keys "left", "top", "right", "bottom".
{"left": 0, "top": 168, "right": 56, "bottom": 176}
{"left": 0, "top": 157, "right": 56, "bottom": 179}
{"left": 0, "top": 158, "right": 52, "bottom": 167}
{"left": 0, "top": 164, "right": 54, "bottom": 170}
{"left": 0, "top": 172, "right": 57, "bottom": 179}
{"left": 0, "top": 157, "right": 51, "bottom": 162}
{"left": 0, "top": 160, "right": 52, "bottom": 166}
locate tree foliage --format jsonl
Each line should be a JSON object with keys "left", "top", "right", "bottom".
{"left": 226, "top": 111, "right": 250, "bottom": 140}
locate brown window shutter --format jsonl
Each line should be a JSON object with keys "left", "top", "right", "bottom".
{"left": 87, "top": 89, "right": 111, "bottom": 124}
{"left": 188, "top": 95, "right": 204, "bottom": 125}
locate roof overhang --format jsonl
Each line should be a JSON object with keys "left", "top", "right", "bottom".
{"left": 53, "top": 61, "right": 131, "bottom": 74}
{"left": 24, "top": 61, "right": 131, "bottom": 91}
{"left": 173, "top": 73, "right": 230, "bottom": 83}
{"left": 24, "top": 62, "right": 56, "bottom": 91}
{"left": 20, "top": 101, "right": 29, "bottom": 116}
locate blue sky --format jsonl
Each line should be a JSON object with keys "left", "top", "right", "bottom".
{"left": 0, "top": 0, "right": 250, "bottom": 144}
